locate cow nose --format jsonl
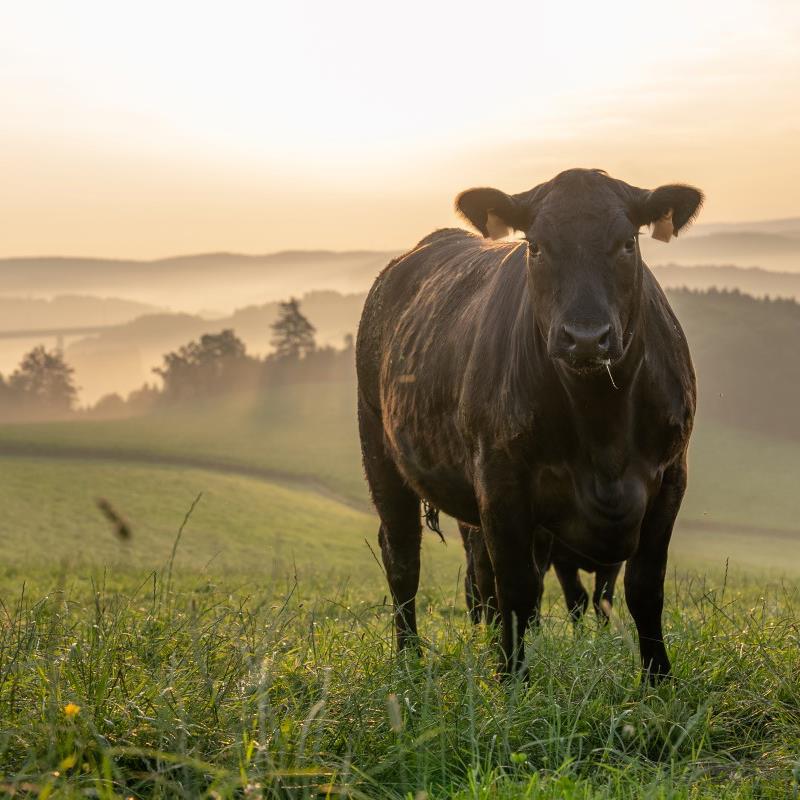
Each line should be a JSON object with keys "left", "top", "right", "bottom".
{"left": 560, "top": 323, "right": 612, "bottom": 359}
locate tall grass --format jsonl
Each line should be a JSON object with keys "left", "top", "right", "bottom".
{"left": 0, "top": 539, "right": 798, "bottom": 798}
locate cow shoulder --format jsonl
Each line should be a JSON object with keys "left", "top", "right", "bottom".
{"left": 458, "top": 242, "right": 540, "bottom": 446}
{"left": 641, "top": 267, "right": 696, "bottom": 458}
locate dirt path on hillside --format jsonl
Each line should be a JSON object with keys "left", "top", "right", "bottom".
{"left": 0, "top": 442, "right": 370, "bottom": 513}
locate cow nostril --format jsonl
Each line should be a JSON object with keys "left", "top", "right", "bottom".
{"left": 561, "top": 323, "right": 612, "bottom": 356}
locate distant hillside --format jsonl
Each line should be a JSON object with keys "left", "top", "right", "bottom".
{"left": 0, "top": 295, "right": 165, "bottom": 384}
{"left": 652, "top": 264, "right": 800, "bottom": 299}
{"left": 0, "top": 251, "right": 396, "bottom": 313}
{"left": 2, "top": 218, "right": 799, "bottom": 313}
{"left": 57, "top": 283, "right": 800, "bottom": 431}
{"left": 641, "top": 229, "right": 800, "bottom": 271}
{"left": 0, "top": 294, "right": 161, "bottom": 332}
{"left": 691, "top": 217, "right": 800, "bottom": 237}
{"left": 65, "top": 290, "right": 365, "bottom": 402}
{"left": 669, "top": 288, "right": 800, "bottom": 439}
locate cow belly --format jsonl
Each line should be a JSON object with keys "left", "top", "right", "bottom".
{"left": 401, "top": 463, "right": 480, "bottom": 525}
{"left": 554, "top": 513, "right": 643, "bottom": 566}
{"left": 534, "top": 467, "right": 649, "bottom": 566}
{"left": 549, "top": 539, "right": 615, "bottom": 572}
{"left": 386, "top": 427, "right": 481, "bottom": 525}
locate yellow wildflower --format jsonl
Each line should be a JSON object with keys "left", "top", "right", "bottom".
{"left": 63, "top": 702, "right": 81, "bottom": 719}
{"left": 59, "top": 753, "right": 77, "bottom": 770}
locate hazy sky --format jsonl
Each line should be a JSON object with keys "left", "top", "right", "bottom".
{"left": 2, "top": 0, "right": 799, "bottom": 257}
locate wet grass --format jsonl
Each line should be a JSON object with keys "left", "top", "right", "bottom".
{"left": 0, "top": 383, "right": 798, "bottom": 796}
{"left": 0, "top": 542, "right": 797, "bottom": 798}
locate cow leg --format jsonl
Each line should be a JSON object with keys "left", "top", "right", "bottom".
{"left": 459, "top": 523, "right": 482, "bottom": 623}
{"left": 592, "top": 564, "right": 621, "bottom": 624}
{"left": 625, "top": 460, "right": 687, "bottom": 683}
{"left": 459, "top": 523, "right": 499, "bottom": 625}
{"left": 476, "top": 470, "right": 539, "bottom": 675}
{"left": 471, "top": 527, "right": 500, "bottom": 626}
{"left": 378, "top": 515, "right": 422, "bottom": 653}
{"left": 358, "top": 399, "right": 422, "bottom": 653}
{"left": 553, "top": 561, "right": 589, "bottom": 623}
{"left": 531, "top": 529, "right": 553, "bottom": 629}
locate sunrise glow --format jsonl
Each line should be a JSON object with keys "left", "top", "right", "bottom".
{"left": 1, "top": 0, "right": 799, "bottom": 256}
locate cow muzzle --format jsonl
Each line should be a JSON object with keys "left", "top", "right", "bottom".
{"left": 550, "top": 322, "right": 620, "bottom": 371}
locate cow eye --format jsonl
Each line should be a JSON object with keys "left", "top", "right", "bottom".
{"left": 526, "top": 239, "right": 540, "bottom": 257}
{"left": 624, "top": 236, "right": 637, "bottom": 254}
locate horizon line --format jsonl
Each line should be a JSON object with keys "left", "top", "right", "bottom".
{"left": 1, "top": 214, "right": 799, "bottom": 263}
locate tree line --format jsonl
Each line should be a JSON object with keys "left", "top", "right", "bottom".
{"left": 3, "top": 288, "right": 800, "bottom": 441}
{"left": 0, "top": 298, "right": 354, "bottom": 421}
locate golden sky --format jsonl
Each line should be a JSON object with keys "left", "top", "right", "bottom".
{"left": 1, "top": 0, "right": 799, "bottom": 258}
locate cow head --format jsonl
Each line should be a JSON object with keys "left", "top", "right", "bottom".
{"left": 456, "top": 169, "right": 703, "bottom": 373}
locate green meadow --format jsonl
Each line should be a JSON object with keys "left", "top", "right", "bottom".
{"left": 0, "top": 381, "right": 798, "bottom": 797}
{"left": 2, "top": 381, "right": 800, "bottom": 570}
{"left": 0, "top": 534, "right": 797, "bottom": 798}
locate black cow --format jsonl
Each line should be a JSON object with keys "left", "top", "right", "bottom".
{"left": 356, "top": 168, "right": 700, "bottom": 680}
{"left": 459, "top": 522, "right": 622, "bottom": 626}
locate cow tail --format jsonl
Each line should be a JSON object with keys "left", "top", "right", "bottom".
{"left": 422, "top": 500, "right": 446, "bottom": 543}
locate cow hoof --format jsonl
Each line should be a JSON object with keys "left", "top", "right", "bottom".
{"left": 496, "top": 661, "right": 530, "bottom": 684}
{"left": 396, "top": 637, "right": 423, "bottom": 660}
{"left": 643, "top": 665, "right": 672, "bottom": 686}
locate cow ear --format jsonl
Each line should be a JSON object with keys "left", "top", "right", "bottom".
{"left": 456, "top": 187, "right": 529, "bottom": 239}
{"left": 639, "top": 184, "right": 704, "bottom": 241}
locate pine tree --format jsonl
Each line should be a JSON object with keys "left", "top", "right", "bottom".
{"left": 270, "top": 298, "right": 316, "bottom": 359}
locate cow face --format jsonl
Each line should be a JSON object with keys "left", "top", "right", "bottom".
{"left": 457, "top": 169, "right": 703, "bottom": 373}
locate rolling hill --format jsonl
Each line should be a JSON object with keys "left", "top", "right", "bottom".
{"left": 0, "top": 294, "right": 162, "bottom": 332}
{"left": 2, "top": 217, "right": 799, "bottom": 316}
{"left": 1, "top": 381, "right": 799, "bottom": 574}
{"left": 651, "top": 264, "right": 800, "bottom": 299}
{"left": 55, "top": 282, "right": 800, "bottom": 407}
{"left": 63, "top": 290, "right": 365, "bottom": 401}
{"left": 0, "top": 250, "right": 396, "bottom": 312}
{"left": 640, "top": 228, "right": 800, "bottom": 270}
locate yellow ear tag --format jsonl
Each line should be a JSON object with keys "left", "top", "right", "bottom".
{"left": 651, "top": 209, "right": 674, "bottom": 242}
{"left": 486, "top": 211, "right": 511, "bottom": 240}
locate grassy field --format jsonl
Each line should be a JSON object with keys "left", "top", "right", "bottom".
{"left": 0, "top": 448, "right": 796, "bottom": 586}
{"left": 0, "top": 384, "right": 365, "bottom": 506}
{"left": 2, "top": 381, "right": 800, "bottom": 571}
{"left": 0, "top": 457, "right": 464, "bottom": 584}
{"left": 1, "top": 382, "right": 799, "bottom": 796}
{"left": 0, "top": 553, "right": 797, "bottom": 798}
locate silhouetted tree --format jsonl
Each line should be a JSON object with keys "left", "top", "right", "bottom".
{"left": 0, "top": 374, "right": 11, "bottom": 414}
{"left": 154, "top": 329, "right": 255, "bottom": 402}
{"left": 270, "top": 298, "right": 316, "bottom": 359}
{"left": 7, "top": 346, "right": 77, "bottom": 413}
{"left": 126, "top": 383, "right": 160, "bottom": 414}
{"left": 90, "top": 392, "right": 127, "bottom": 419}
